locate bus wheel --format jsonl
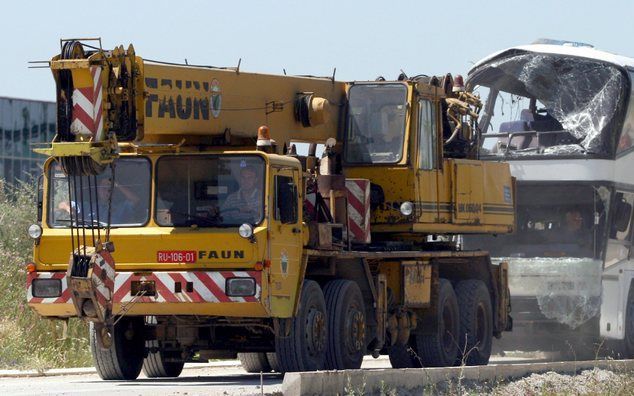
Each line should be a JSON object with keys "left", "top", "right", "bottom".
{"left": 417, "top": 279, "right": 459, "bottom": 367}
{"left": 323, "top": 279, "right": 365, "bottom": 370}
{"left": 275, "top": 280, "right": 327, "bottom": 372}
{"left": 454, "top": 280, "right": 493, "bottom": 365}
{"left": 142, "top": 340, "right": 185, "bottom": 378}
{"left": 90, "top": 317, "right": 145, "bottom": 380}
{"left": 237, "top": 353, "right": 271, "bottom": 373}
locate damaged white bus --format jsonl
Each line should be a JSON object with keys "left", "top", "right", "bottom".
{"left": 464, "top": 39, "right": 634, "bottom": 356}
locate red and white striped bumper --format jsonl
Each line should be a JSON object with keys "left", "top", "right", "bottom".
{"left": 27, "top": 270, "right": 264, "bottom": 317}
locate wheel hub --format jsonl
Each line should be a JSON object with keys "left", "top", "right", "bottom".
{"left": 306, "top": 308, "right": 326, "bottom": 355}
{"left": 345, "top": 309, "right": 365, "bottom": 353}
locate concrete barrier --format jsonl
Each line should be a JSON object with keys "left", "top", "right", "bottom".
{"left": 282, "top": 359, "right": 634, "bottom": 395}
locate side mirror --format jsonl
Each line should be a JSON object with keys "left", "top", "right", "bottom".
{"left": 611, "top": 193, "right": 632, "bottom": 237}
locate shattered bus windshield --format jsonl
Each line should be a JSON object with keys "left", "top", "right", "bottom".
{"left": 469, "top": 52, "right": 629, "bottom": 158}
{"left": 345, "top": 84, "right": 408, "bottom": 164}
{"left": 155, "top": 155, "right": 265, "bottom": 227}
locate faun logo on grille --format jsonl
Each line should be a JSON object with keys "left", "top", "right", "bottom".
{"left": 198, "top": 250, "right": 245, "bottom": 260}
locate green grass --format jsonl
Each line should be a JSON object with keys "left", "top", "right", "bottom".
{"left": 0, "top": 179, "right": 92, "bottom": 370}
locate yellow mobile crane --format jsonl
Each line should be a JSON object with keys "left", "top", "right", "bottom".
{"left": 26, "top": 39, "right": 514, "bottom": 379}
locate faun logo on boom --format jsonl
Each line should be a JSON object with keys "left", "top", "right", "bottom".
{"left": 145, "top": 77, "right": 222, "bottom": 120}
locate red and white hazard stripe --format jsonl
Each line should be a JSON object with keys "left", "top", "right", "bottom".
{"left": 27, "top": 271, "right": 262, "bottom": 305}
{"left": 113, "top": 271, "right": 262, "bottom": 303}
{"left": 91, "top": 251, "right": 116, "bottom": 309}
{"left": 304, "top": 192, "right": 317, "bottom": 220}
{"left": 346, "top": 179, "right": 371, "bottom": 244}
{"left": 70, "top": 66, "right": 104, "bottom": 140}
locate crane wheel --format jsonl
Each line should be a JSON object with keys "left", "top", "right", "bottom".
{"left": 237, "top": 353, "right": 271, "bottom": 373}
{"left": 275, "top": 280, "right": 327, "bottom": 372}
{"left": 266, "top": 352, "right": 280, "bottom": 372}
{"left": 416, "top": 278, "right": 460, "bottom": 367}
{"left": 454, "top": 280, "right": 493, "bottom": 365}
{"left": 90, "top": 317, "right": 145, "bottom": 380}
{"left": 323, "top": 279, "right": 365, "bottom": 370}
{"left": 388, "top": 339, "right": 422, "bottom": 368}
{"left": 142, "top": 340, "right": 185, "bottom": 378}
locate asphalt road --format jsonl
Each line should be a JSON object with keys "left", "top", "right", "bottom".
{"left": 0, "top": 355, "right": 547, "bottom": 396}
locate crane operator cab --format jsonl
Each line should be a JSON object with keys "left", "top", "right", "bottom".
{"left": 342, "top": 75, "right": 514, "bottom": 239}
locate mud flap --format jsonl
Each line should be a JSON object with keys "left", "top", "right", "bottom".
{"left": 66, "top": 245, "right": 116, "bottom": 348}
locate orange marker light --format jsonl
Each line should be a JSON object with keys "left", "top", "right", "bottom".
{"left": 26, "top": 263, "right": 36, "bottom": 273}
{"left": 254, "top": 262, "right": 264, "bottom": 271}
{"left": 256, "top": 126, "right": 272, "bottom": 151}
{"left": 258, "top": 125, "right": 271, "bottom": 140}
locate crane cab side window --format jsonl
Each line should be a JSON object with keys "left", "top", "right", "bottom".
{"left": 418, "top": 100, "right": 438, "bottom": 170}
{"left": 275, "top": 175, "right": 298, "bottom": 224}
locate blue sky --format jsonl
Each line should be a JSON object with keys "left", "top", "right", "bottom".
{"left": 2, "top": 0, "right": 633, "bottom": 101}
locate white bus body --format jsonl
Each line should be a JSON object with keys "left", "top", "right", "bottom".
{"left": 465, "top": 40, "right": 634, "bottom": 354}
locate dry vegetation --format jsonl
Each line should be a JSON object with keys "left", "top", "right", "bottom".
{"left": 0, "top": 180, "right": 91, "bottom": 370}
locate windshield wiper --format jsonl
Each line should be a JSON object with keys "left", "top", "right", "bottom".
{"left": 169, "top": 211, "right": 224, "bottom": 227}
{"left": 56, "top": 218, "right": 109, "bottom": 228}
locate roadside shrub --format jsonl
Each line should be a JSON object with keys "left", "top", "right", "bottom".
{"left": 0, "top": 179, "right": 91, "bottom": 369}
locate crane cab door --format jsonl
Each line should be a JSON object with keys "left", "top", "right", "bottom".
{"left": 415, "top": 99, "right": 441, "bottom": 223}
{"left": 452, "top": 161, "right": 484, "bottom": 224}
{"left": 267, "top": 166, "right": 303, "bottom": 317}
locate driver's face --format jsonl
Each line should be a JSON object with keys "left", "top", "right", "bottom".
{"left": 97, "top": 179, "right": 111, "bottom": 200}
{"left": 240, "top": 169, "right": 257, "bottom": 191}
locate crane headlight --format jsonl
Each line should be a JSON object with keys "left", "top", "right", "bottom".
{"left": 27, "top": 224, "right": 43, "bottom": 240}
{"left": 239, "top": 223, "right": 254, "bottom": 239}
{"left": 400, "top": 201, "right": 414, "bottom": 216}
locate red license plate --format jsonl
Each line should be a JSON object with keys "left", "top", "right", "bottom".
{"left": 157, "top": 251, "right": 197, "bottom": 263}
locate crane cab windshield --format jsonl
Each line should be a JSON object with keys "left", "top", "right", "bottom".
{"left": 344, "top": 83, "right": 408, "bottom": 164}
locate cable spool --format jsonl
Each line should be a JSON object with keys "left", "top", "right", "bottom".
{"left": 294, "top": 93, "right": 330, "bottom": 127}
{"left": 294, "top": 93, "right": 312, "bottom": 127}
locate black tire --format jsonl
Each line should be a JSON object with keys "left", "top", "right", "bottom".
{"left": 388, "top": 338, "right": 422, "bottom": 368}
{"left": 266, "top": 352, "right": 280, "bottom": 372}
{"left": 90, "top": 317, "right": 145, "bottom": 380}
{"left": 238, "top": 352, "right": 271, "bottom": 373}
{"left": 275, "top": 280, "right": 327, "bottom": 373}
{"left": 454, "top": 280, "right": 493, "bottom": 366}
{"left": 142, "top": 340, "right": 185, "bottom": 378}
{"left": 323, "top": 279, "right": 366, "bottom": 370}
{"left": 417, "top": 279, "right": 460, "bottom": 367}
